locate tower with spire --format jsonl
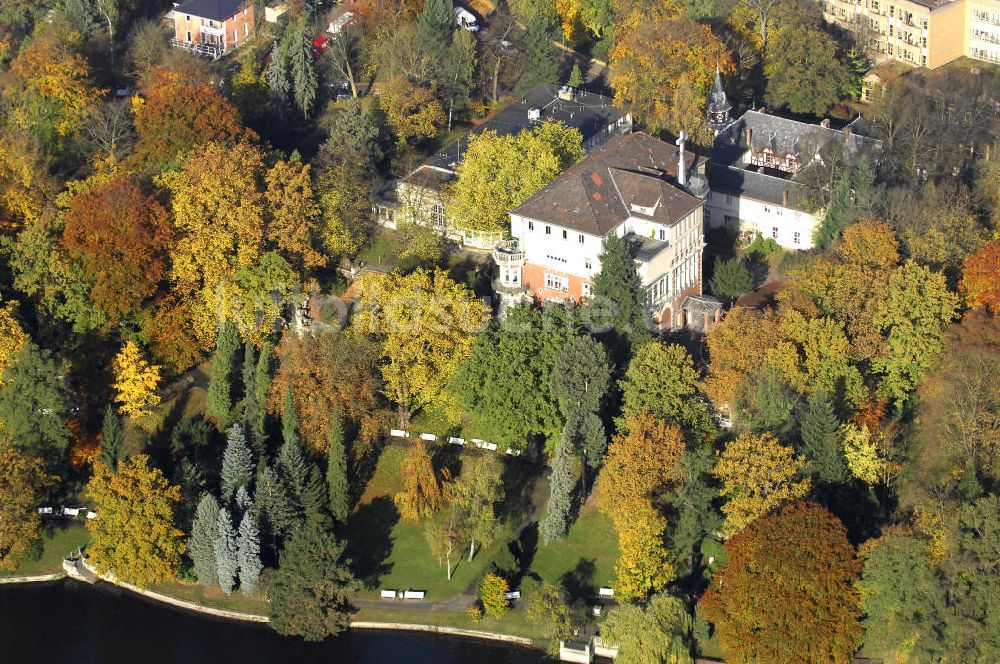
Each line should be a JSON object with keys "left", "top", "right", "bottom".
{"left": 706, "top": 64, "right": 732, "bottom": 135}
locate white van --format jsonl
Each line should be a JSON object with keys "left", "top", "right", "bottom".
{"left": 454, "top": 6, "right": 479, "bottom": 32}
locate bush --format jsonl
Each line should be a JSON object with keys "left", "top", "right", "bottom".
{"left": 745, "top": 235, "right": 780, "bottom": 260}
{"left": 479, "top": 573, "right": 510, "bottom": 619}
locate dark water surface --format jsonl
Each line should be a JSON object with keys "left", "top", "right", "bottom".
{"left": 0, "top": 580, "right": 549, "bottom": 664}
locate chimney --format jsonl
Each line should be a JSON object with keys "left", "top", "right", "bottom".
{"left": 782, "top": 190, "right": 789, "bottom": 206}
{"left": 820, "top": 118, "right": 831, "bottom": 128}
{"left": 759, "top": 106, "right": 766, "bottom": 114}
{"left": 844, "top": 127, "right": 853, "bottom": 142}
{"left": 675, "top": 131, "right": 688, "bottom": 187}
{"left": 745, "top": 126, "right": 752, "bottom": 148}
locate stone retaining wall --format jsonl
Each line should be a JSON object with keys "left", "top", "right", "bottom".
{"left": 0, "top": 571, "right": 67, "bottom": 584}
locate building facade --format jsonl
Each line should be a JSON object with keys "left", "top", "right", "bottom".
{"left": 822, "top": 0, "right": 1000, "bottom": 68}
{"left": 494, "top": 133, "right": 709, "bottom": 329}
{"left": 171, "top": 0, "right": 254, "bottom": 59}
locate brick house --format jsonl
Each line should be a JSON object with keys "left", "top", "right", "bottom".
{"left": 493, "top": 132, "right": 711, "bottom": 330}
{"left": 171, "top": 0, "right": 255, "bottom": 59}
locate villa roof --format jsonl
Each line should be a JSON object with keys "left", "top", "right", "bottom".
{"left": 173, "top": 0, "right": 245, "bottom": 21}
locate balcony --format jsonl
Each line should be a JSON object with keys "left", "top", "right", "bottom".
{"left": 492, "top": 239, "right": 524, "bottom": 265}
{"left": 170, "top": 38, "right": 225, "bottom": 59}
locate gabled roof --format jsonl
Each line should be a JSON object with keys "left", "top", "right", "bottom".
{"left": 512, "top": 133, "right": 704, "bottom": 236}
{"left": 173, "top": 0, "right": 245, "bottom": 21}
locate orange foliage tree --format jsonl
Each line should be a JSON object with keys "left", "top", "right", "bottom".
{"left": 61, "top": 178, "right": 171, "bottom": 325}
{"left": 959, "top": 241, "right": 1000, "bottom": 312}
{"left": 0, "top": 441, "right": 56, "bottom": 572}
{"left": 394, "top": 444, "right": 449, "bottom": 521}
{"left": 701, "top": 502, "right": 862, "bottom": 664}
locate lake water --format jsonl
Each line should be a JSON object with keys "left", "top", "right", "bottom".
{"left": 0, "top": 580, "right": 550, "bottom": 664}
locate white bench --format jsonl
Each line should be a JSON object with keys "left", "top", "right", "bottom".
{"left": 598, "top": 587, "right": 615, "bottom": 598}
{"left": 448, "top": 437, "right": 465, "bottom": 446}
{"left": 419, "top": 433, "right": 437, "bottom": 442}
{"left": 390, "top": 429, "right": 409, "bottom": 438}
{"left": 503, "top": 591, "right": 521, "bottom": 600}
{"left": 403, "top": 590, "right": 426, "bottom": 600}
{"left": 86, "top": 511, "right": 97, "bottom": 520}
{"left": 380, "top": 589, "right": 397, "bottom": 600}
{"left": 470, "top": 438, "right": 486, "bottom": 448}
{"left": 62, "top": 507, "right": 82, "bottom": 517}
{"left": 37, "top": 507, "right": 54, "bottom": 515}
{"left": 484, "top": 443, "right": 498, "bottom": 451}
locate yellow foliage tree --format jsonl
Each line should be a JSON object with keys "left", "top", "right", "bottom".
{"left": 613, "top": 502, "right": 675, "bottom": 602}
{"left": 111, "top": 341, "right": 161, "bottom": 425}
{"left": 265, "top": 159, "right": 324, "bottom": 271}
{"left": 352, "top": 269, "right": 488, "bottom": 423}
{"left": 394, "top": 444, "right": 448, "bottom": 521}
{"left": 86, "top": 456, "right": 184, "bottom": 587}
{"left": 0, "top": 441, "right": 56, "bottom": 572}
{"left": 0, "top": 130, "right": 52, "bottom": 234}
{"left": 703, "top": 307, "right": 782, "bottom": 408}
{"left": 841, "top": 422, "right": 902, "bottom": 488}
{"left": 714, "top": 431, "right": 811, "bottom": 536}
{"left": 0, "top": 301, "right": 28, "bottom": 384}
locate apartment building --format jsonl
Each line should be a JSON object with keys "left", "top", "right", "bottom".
{"left": 823, "top": 0, "right": 1000, "bottom": 67}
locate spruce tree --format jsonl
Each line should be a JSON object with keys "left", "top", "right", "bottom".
{"left": 215, "top": 506, "right": 239, "bottom": 594}
{"left": 592, "top": 233, "right": 649, "bottom": 354}
{"left": 277, "top": 436, "right": 329, "bottom": 527}
{"left": 326, "top": 412, "right": 350, "bottom": 523}
{"left": 206, "top": 323, "right": 240, "bottom": 430}
{"left": 188, "top": 494, "right": 221, "bottom": 587}
{"left": 540, "top": 430, "right": 575, "bottom": 544}
{"left": 237, "top": 509, "right": 262, "bottom": 595}
{"left": 221, "top": 424, "right": 255, "bottom": 502}
{"left": 99, "top": 404, "right": 124, "bottom": 470}
{"left": 251, "top": 342, "right": 272, "bottom": 446}
{"left": 568, "top": 63, "right": 584, "bottom": 88}
{"left": 523, "top": 14, "right": 558, "bottom": 89}
{"left": 266, "top": 40, "right": 291, "bottom": 109}
{"left": 236, "top": 484, "right": 252, "bottom": 513}
{"left": 419, "top": 0, "right": 455, "bottom": 45}
{"left": 287, "top": 13, "right": 318, "bottom": 117}
{"left": 255, "top": 461, "right": 299, "bottom": 551}
{"left": 800, "top": 392, "right": 847, "bottom": 483}
{"left": 282, "top": 385, "right": 299, "bottom": 448}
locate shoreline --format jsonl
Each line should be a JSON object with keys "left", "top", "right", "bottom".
{"left": 6, "top": 569, "right": 540, "bottom": 649}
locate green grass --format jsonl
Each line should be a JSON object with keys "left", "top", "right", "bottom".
{"left": 528, "top": 506, "right": 618, "bottom": 598}
{"left": 1, "top": 523, "right": 89, "bottom": 577}
{"left": 353, "top": 605, "right": 549, "bottom": 642}
{"left": 151, "top": 580, "right": 268, "bottom": 615}
{"left": 356, "top": 231, "right": 405, "bottom": 271}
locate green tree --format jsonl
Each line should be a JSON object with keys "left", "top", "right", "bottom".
{"left": 709, "top": 258, "right": 753, "bottom": 304}
{"left": 206, "top": 323, "right": 240, "bottom": 430}
{"left": 269, "top": 522, "right": 357, "bottom": 641}
{"left": 221, "top": 424, "right": 254, "bottom": 502}
{"left": 764, "top": 24, "right": 856, "bottom": 116}
{"left": 418, "top": 0, "right": 455, "bottom": 46}
{"left": 591, "top": 233, "right": 649, "bottom": 352}
{"left": 618, "top": 341, "right": 712, "bottom": 434}
{"left": 0, "top": 343, "right": 71, "bottom": 465}
{"left": 188, "top": 493, "right": 220, "bottom": 587}
{"left": 800, "top": 391, "right": 847, "bottom": 483}
{"left": 442, "top": 29, "right": 478, "bottom": 130}
{"left": 602, "top": 592, "right": 694, "bottom": 664}
{"left": 255, "top": 460, "right": 299, "bottom": 551}
{"left": 287, "top": 12, "right": 318, "bottom": 117}
{"left": 326, "top": 412, "right": 349, "bottom": 523}
{"left": 452, "top": 454, "right": 505, "bottom": 561}
{"left": 550, "top": 335, "right": 611, "bottom": 420}
{"left": 99, "top": 404, "right": 124, "bottom": 470}
{"left": 317, "top": 100, "right": 383, "bottom": 174}
{"left": 215, "top": 506, "right": 238, "bottom": 594}
{"left": 567, "top": 63, "right": 584, "bottom": 88}
{"left": 540, "top": 429, "right": 575, "bottom": 544}
{"left": 527, "top": 581, "right": 580, "bottom": 655}
{"left": 523, "top": 13, "right": 558, "bottom": 89}
{"left": 479, "top": 573, "right": 510, "bottom": 619}
{"left": 237, "top": 509, "right": 262, "bottom": 595}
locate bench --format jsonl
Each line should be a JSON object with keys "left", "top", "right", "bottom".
{"left": 419, "top": 433, "right": 437, "bottom": 442}
{"left": 448, "top": 437, "right": 465, "bottom": 446}
{"left": 86, "top": 511, "right": 97, "bottom": 520}
{"left": 390, "top": 429, "right": 409, "bottom": 438}
{"left": 505, "top": 448, "right": 521, "bottom": 456}
{"left": 470, "top": 438, "right": 486, "bottom": 448}
{"left": 380, "top": 589, "right": 397, "bottom": 600}
{"left": 62, "top": 507, "right": 82, "bottom": 517}
{"left": 503, "top": 591, "right": 521, "bottom": 600}
{"left": 403, "top": 590, "right": 426, "bottom": 600}
{"left": 598, "top": 587, "right": 615, "bottom": 598}
{"left": 484, "top": 443, "right": 498, "bottom": 451}
{"left": 37, "top": 507, "right": 54, "bottom": 515}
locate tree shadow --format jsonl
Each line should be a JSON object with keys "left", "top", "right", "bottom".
{"left": 560, "top": 558, "right": 596, "bottom": 600}
{"left": 498, "top": 458, "right": 543, "bottom": 524}
{"left": 509, "top": 523, "right": 539, "bottom": 590}
{"left": 344, "top": 496, "right": 398, "bottom": 589}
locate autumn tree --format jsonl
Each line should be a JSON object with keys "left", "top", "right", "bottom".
{"left": 703, "top": 307, "right": 781, "bottom": 408}
{"left": 132, "top": 68, "right": 252, "bottom": 170}
{"left": 111, "top": 341, "right": 161, "bottom": 426}
{"left": 220, "top": 252, "right": 298, "bottom": 346}
{"left": 479, "top": 573, "right": 510, "bottom": 619}
{"left": 265, "top": 159, "right": 324, "bottom": 271}
{"left": 378, "top": 74, "right": 445, "bottom": 147}
{"left": 602, "top": 592, "right": 694, "bottom": 664}
{"left": 701, "top": 502, "right": 862, "bottom": 664}
{"left": 87, "top": 456, "right": 184, "bottom": 587}
{"left": 394, "top": 444, "right": 448, "bottom": 521}
{"left": 527, "top": 582, "right": 580, "bottom": 655}
{"left": 0, "top": 129, "right": 52, "bottom": 233}
{"left": 452, "top": 454, "right": 505, "bottom": 561}
{"left": 959, "top": 241, "right": 1000, "bottom": 312}
{"left": 618, "top": 341, "right": 712, "bottom": 434}
{"left": 0, "top": 442, "right": 56, "bottom": 572}
{"left": 0, "top": 301, "right": 28, "bottom": 384}
{"left": 447, "top": 123, "right": 585, "bottom": 235}
{"left": 61, "top": 178, "right": 170, "bottom": 325}
{"left": 713, "top": 431, "right": 810, "bottom": 536}
{"left": 353, "top": 269, "right": 487, "bottom": 423}
{"left": 610, "top": 12, "right": 733, "bottom": 142}
{"left": 425, "top": 506, "right": 465, "bottom": 580}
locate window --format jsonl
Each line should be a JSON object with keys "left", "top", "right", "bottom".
{"left": 186, "top": 30, "right": 192, "bottom": 42}
{"left": 582, "top": 283, "right": 593, "bottom": 297}
{"left": 584, "top": 258, "right": 592, "bottom": 270}
{"left": 528, "top": 221, "right": 534, "bottom": 231}
{"left": 793, "top": 232, "right": 801, "bottom": 245}
{"left": 185, "top": 14, "right": 190, "bottom": 21}
{"left": 545, "top": 274, "right": 569, "bottom": 292}
{"left": 578, "top": 234, "right": 585, "bottom": 244}
{"left": 772, "top": 227, "right": 779, "bottom": 239}
{"left": 545, "top": 226, "right": 551, "bottom": 235}
{"left": 658, "top": 229, "right": 666, "bottom": 241}
{"left": 764, "top": 206, "right": 771, "bottom": 213}
{"left": 562, "top": 229, "right": 568, "bottom": 240}
{"left": 244, "top": 23, "right": 249, "bottom": 37}
{"left": 726, "top": 194, "right": 732, "bottom": 204}
{"left": 234, "top": 29, "right": 238, "bottom": 41}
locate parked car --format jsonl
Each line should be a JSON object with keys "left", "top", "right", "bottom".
{"left": 454, "top": 6, "right": 479, "bottom": 33}
{"left": 312, "top": 34, "right": 330, "bottom": 56}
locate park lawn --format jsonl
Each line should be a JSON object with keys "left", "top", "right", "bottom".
{"left": 356, "top": 230, "right": 410, "bottom": 272}
{"left": 152, "top": 579, "right": 268, "bottom": 615}
{"left": 1, "top": 523, "right": 89, "bottom": 577}
{"left": 528, "top": 505, "right": 618, "bottom": 598}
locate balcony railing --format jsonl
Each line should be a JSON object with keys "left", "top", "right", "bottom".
{"left": 492, "top": 239, "right": 524, "bottom": 264}
{"left": 170, "top": 38, "right": 226, "bottom": 59}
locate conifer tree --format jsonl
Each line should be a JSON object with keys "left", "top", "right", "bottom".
{"left": 237, "top": 509, "right": 262, "bottom": 595}
{"left": 540, "top": 430, "right": 575, "bottom": 544}
{"left": 215, "top": 506, "right": 239, "bottom": 594}
{"left": 523, "top": 14, "right": 558, "bottom": 89}
{"left": 99, "top": 404, "right": 124, "bottom": 470}
{"left": 255, "top": 461, "right": 299, "bottom": 551}
{"left": 188, "top": 493, "right": 220, "bottom": 587}
{"left": 251, "top": 342, "right": 272, "bottom": 446}
{"left": 221, "top": 424, "right": 255, "bottom": 502}
{"left": 236, "top": 484, "right": 252, "bottom": 513}
{"left": 419, "top": 0, "right": 455, "bottom": 45}
{"left": 277, "top": 436, "right": 329, "bottom": 527}
{"left": 241, "top": 342, "right": 264, "bottom": 451}
{"left": 801, "top": 392, "right": 847, "bottom": 483}
{"left": 326, "top": 411, "right": 350, "bottom": 523}
{"left": 266, "top": 40, "right": 291, "bottom": 109}
{"left": 592, "top": 233, "right": 649, "bottom": 353}
{"left": 282, "top": 384, "right": 299, "bottom": 447}
{"left": 568, "top": 63, "right": 584, "bottom": 88}
{"left": 206, "top": 323, "right": 240, "bottom": 430}
{"left": 287, "top": 13, "right": 318, "bottom": 117}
